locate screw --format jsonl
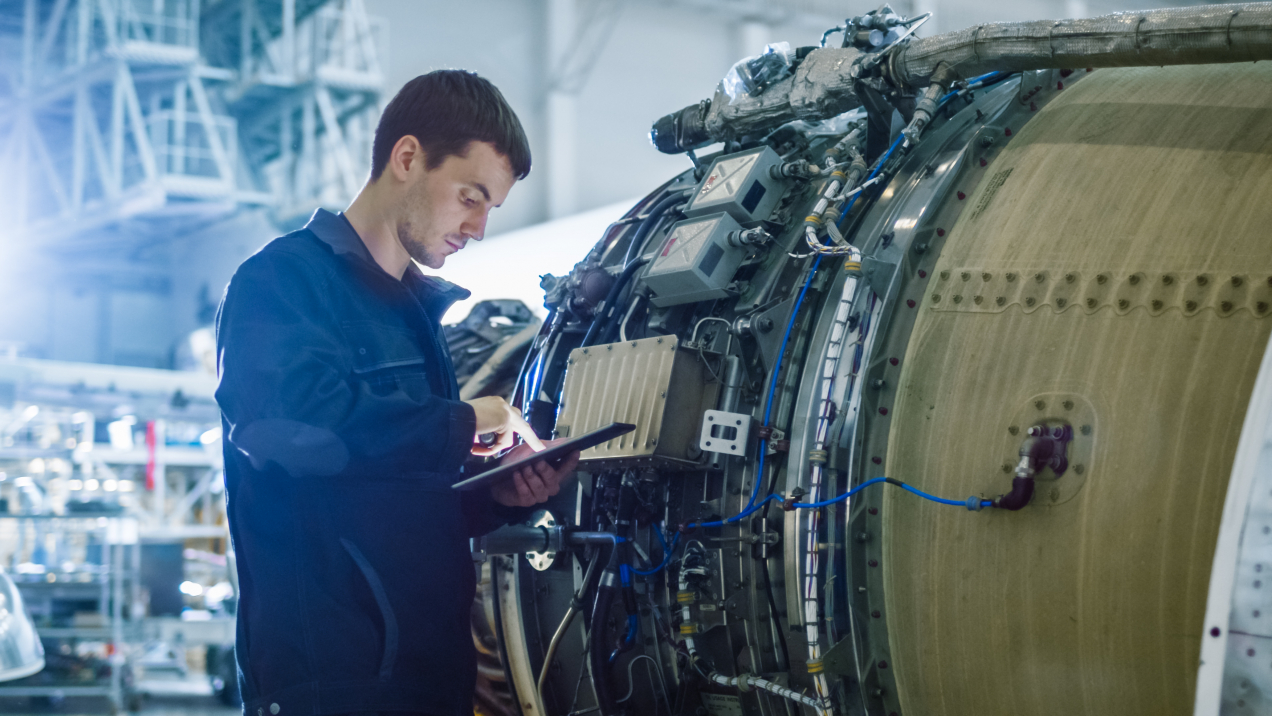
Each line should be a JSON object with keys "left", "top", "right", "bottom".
{"left": 1233, "top": 276, "right": 1245, "bottom": 287}
{"left": 974, "top": 295, "right": 984, "bottom": 305}
{"left": 1086, "top": 298, "right": 1097, "bottom": 309}
{"left": 1008, "top": 425, "right": 1019, "bottom": 435}
{"left": 918, "top": 269, "right": 928, "bottom": 278}
{"left": 996, "top": 296, "right": 1006, "bottom": 306}
{"left": 1162, "top": 275, "right": 1174, "bottom": 285}
{"left": 1258, "top": 302, "right": 1268, "bottom": 314}
{"left": 868, "top": 559, "right": 879, "bottom": 567}
{"left": 954, "top": 295, "right": 963, "bottom": 304}
{"left": 1080, "top": 424, "right": 1091, "bottom": 435}
{"left": 1151, "top": 300, "right": 1163, "bottom": 310}
{"left": 1035, "top": 400, "right": 1046, "bottom": 410}
{"left": 1221, "top": 301, "right": 1234, "bottom": 312}
{"left": 1074, "top": 464, "right": 1085, "bottom": 475}
{"left": 1129, "top": 274, "right": 1140, "bottom": 286}
{"left": 869, "top": 507, "right": 879, "bottom": 515}
{"left": 1097, "top": 274, "right": 1108, "bottom": 284}
{"left": 872, "top": 379, "right": 886, "bottom": 389}
{"left": 1118, "top": 299, "right": 1130, "bottom": 309}
{"left": 1025, "top": 297, "right": 1036, "bottom": 307}
{"left": 872, "top": 456, "right": 882, "bottom": 464}
{"left": 937, "top": 228, "right": 946, "bottom": 237}
{"left": 961, "top": 272, "right": 971, "bottom": 282}
{"left": 1034, "top": 273, "right": 1046, "bottom": 283}
{"left": 1001, "top": 463, "right": 1012, "bottom": 473}
{"left": 932, "top": 294, "right": 942, "bottom": 303}
{"left": 906, "top": 299, "right": 916, "bottom": 308}
{"left": 1197, "top": 275, "right": 1209, "bottom": 286}
{"left": 1056, "top": 298, "right": 1067, "bottom": 308}
{"left": 1006, "top": 273, "right": 1017, "bottom": 282}
{"left": 940, "top": 271, "right": 950, "bottom": 280}
{"left": 1186, "top": 300, "right": 1198, "bottom": 311}
{"left": 1063, "top": 400, "right": 1074, "bottom": 410}
{"left": 982, "top": 272, "right": 992, "bottom": 282}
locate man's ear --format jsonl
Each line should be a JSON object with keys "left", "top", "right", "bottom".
{"left": 389, "top": 135, "right": 425, "bottom": 181}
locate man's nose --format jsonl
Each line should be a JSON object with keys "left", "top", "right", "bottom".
{"left": 462, "top": 209, "right": 488, "bottom": 242}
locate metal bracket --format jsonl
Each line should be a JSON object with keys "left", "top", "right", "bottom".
{"left": 861, "top": 254, "right": 899, "bottom": 298}
{"left": 700, "top": 410, "right": 751, "bottom": 456}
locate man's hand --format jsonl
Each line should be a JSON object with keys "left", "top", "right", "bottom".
{"left": 490, "top": 439, "right": 580, "bottom": 508}
{"left": 464, "top": 396, "right": 547, "bottom": 456}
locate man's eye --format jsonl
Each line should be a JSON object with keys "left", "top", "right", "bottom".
{"left": 461, "top": 195, "right": 477, "bottom": 206}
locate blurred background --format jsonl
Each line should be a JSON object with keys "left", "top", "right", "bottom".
{"left": 0, "top": 0, "right": 1222, "bottom": 714}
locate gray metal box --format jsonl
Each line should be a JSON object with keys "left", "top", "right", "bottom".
{"left": 555, "top": 336, "right": 716, "bottom": 470}
{"left": 684, "top": 145, "right": 785, "bottom": 225}
{"left": 644, "top": 212, "right": 746, "bottom": 307}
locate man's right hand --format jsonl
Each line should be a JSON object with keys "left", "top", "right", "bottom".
{"left": 463, "top": 396, "right": 547, "bottom": 456}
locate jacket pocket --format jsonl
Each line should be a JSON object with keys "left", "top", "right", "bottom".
{"left": 339, "top": 538, "right": 399, "bottom": 681}
{"left": 341, "top": 321, "right": 429, "bottom": 374}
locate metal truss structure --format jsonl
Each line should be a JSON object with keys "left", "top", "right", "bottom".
{"left": 0, "top": 0, "right": 385, "bottom": 252}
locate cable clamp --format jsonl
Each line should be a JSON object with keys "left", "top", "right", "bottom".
{"left": 805, "top": 658, "right": 825, "bottom": 674}
{"left": 808, "top": 449, "right": 828, "bottom": 465}
{"left": 966, "top": 495, "right": 987, "bottom": 511}
{"left": 679, "top": 622, "right": 700, "bottom": 635}
{"left": 843, "top": 259, "right": 862, "bottom": 275}
{"left": 804, "top": 214, "right": 824, "bottom": 226}
{"left": 676, "top": 590, "right": 697, "bottom": 604}
{"left": 735, "top": 674, "right": 754, "bottom": 692}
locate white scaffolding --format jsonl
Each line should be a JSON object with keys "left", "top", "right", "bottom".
{"left": 0, "top": 0, "right": 385, "bottom": 247}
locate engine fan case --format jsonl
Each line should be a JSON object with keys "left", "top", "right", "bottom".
{"left": 882, "top": 63, "right": 1272, "bottom": 716}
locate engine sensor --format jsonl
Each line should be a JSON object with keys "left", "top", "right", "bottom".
{"left": 995, "top": 423, "right": 1073, "bottom": 510}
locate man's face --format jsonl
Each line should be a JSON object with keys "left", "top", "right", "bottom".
{"left": 397, "top": 140, "right": 516, "bottom": 269}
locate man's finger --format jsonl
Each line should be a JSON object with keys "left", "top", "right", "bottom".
{"left": 506, "top": 409, "right": 547, "bottom": 452}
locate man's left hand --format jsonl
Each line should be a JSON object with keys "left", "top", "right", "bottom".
{"left": 490, "top": 439, "right": 580, "bottom": 507}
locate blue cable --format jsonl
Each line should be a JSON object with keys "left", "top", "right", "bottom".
{"left": 838, "top": 134, "right": 904, "bottom": 223}
{"left": 632, "top": 529, "right": 680, "bottom": 576}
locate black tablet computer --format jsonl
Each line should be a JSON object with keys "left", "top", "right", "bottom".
{"left": 450, "top": 422, "right": 636, "bottom": 492}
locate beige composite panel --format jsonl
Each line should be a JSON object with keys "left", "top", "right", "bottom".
{"left": 882, "top": 63, "right": 1272, "bottom": 716}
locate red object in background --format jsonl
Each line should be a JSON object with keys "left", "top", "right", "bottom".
{"left": 145, "top": 421, "right": 156, "bottom": 491}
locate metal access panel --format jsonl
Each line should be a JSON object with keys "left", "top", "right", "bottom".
{"left": 645, "top": 213, "right": 746, "bottom": 308}
{"left": 684, "top": 145, "right": 785, "bottom": 225}
{"left": 555, "top": 336, "right": 717, "bottom": 470}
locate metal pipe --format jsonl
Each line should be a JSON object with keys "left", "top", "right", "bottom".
{"left": 893, "top": 2, "right": 1272, "bottom": 88}
{"left": 649, "top": 2, "right": 1272, "bottom": 153}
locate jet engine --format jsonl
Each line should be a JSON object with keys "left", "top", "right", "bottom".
{"left": 476, "top": 5, "right": 1272, "bottom": 716}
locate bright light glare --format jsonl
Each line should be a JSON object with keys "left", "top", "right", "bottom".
{"left": 20, "top": 405, "right": 39, "bottom": 422}
{"left": 179, "top": 581, "right": 204, "bottom": 596}
{"left": 205, "top": 581, "right": 234, "bottom": 604}
{"left": 28, "top": 458, "right": 45, "bottom": 473}
{"left": 119, "top": 480, "right": 135, "bottom": 492}
{"left": 84, "top": 479, "right": 99, "bottom": 491}
{"left": 68, "top": 479, "right": 84, "bottom": 491}
{"left": 103, "top": 479, "right": 118, "bottom": 492}
{"left": 107, "top": 420, "right": 135, "bottom": 451}
{"left": 199, "top": 427, "right": 222, "bottom": 445}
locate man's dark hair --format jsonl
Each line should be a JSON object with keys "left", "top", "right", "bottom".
{"left": 371, "top": 70, "right": 531, "bottom": 181}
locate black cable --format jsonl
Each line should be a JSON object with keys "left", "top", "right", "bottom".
{"left": 759, "top": 461, "right": 791, "bottom": 671}
{"left": 582, "top": 191, "right": 687, "bottom": 347}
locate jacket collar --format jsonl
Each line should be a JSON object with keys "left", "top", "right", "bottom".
{"left": 303, "top": 208, "right": 471, "bottom": 324}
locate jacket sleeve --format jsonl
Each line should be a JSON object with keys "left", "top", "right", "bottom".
{"left": 215, "top": 249, "right": 475, "bottom": 479}
{"left": 459, "top": 457, "right": 535, "bottom": 537}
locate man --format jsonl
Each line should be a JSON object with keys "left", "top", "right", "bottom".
{"left": 215, "top": 70, "right": 577, "bottom": 716}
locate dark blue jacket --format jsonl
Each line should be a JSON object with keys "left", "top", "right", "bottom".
{"left": 216, "top": 209, "right": 522, "bottom": 716}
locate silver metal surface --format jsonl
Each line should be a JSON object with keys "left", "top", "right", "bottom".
{"left": 526, "top": 511, "right": 559, "bottom": 572}
{"left": 700, "top": 410, "right": 751, "bottom": 456}
{"left": 0, "top": 569, "right": 44, "bottom": 682}
{"left": 1196, "top": 328, "right": 1272, "bottom": 716}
